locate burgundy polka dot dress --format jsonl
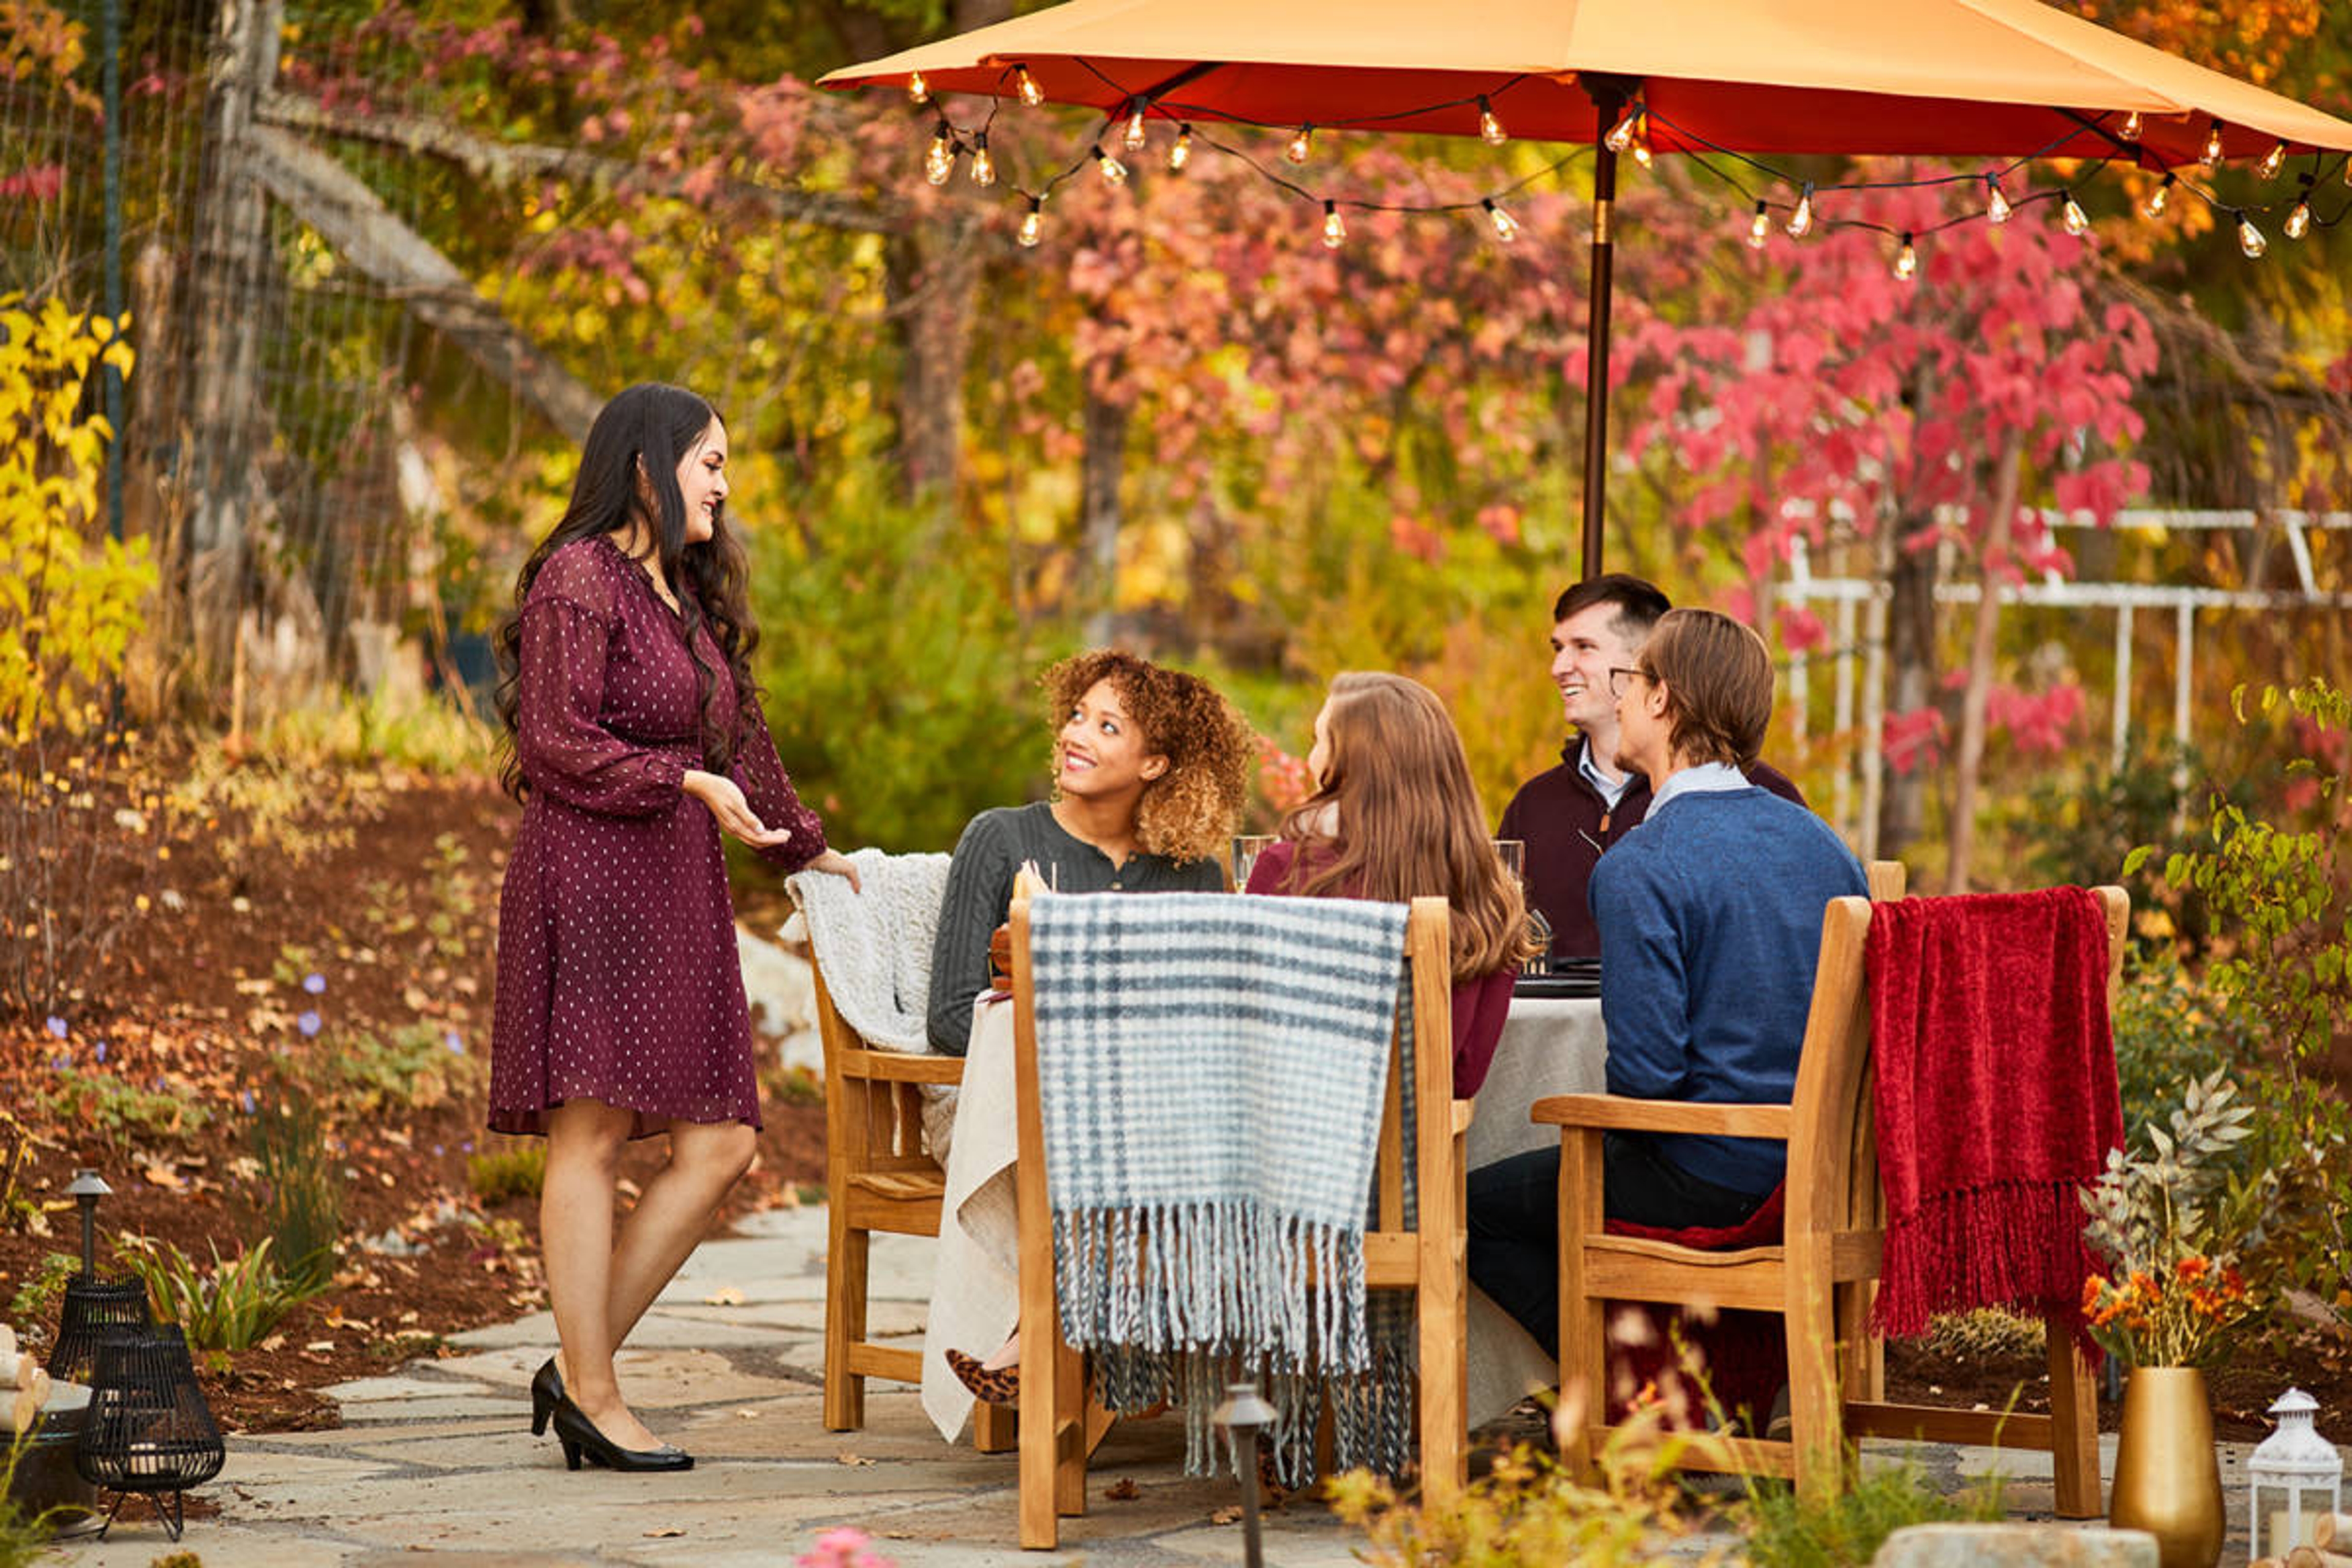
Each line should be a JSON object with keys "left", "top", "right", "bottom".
{"left": 488, "top": 535, "right": 827, "bottom": 1138}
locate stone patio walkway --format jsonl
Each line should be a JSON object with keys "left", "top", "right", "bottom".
{"left": 48, "top": 1205, "right": 2259, "bottom": 1566}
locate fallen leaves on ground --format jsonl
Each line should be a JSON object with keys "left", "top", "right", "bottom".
{"left": 1104, "top": 1477, "right": 1139, "bottom": 1501}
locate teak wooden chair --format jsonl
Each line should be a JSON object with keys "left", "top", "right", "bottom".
{"left": 1534, "top": 881, "right": 2127, "bottom": 1519}
{"left": 813, "top": 913, "right": 1014, "bottom": 1450}
{"left": 1006, "top": 891, "right": 1468, "bottom": 1550}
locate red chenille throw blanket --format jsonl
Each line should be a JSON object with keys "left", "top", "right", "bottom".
{"left": 1866, "top": 886, "right": 2120, "bottom": 1353}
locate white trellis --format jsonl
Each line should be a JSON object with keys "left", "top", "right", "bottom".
{"left": 1779, "top": 508, "right": 2352, "bottom": 850}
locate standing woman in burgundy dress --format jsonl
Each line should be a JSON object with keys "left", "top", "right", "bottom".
{"left": 488, "top": 383, "right": 859, "bottom": 1473}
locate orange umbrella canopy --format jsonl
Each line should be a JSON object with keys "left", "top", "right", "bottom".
{"left": 822, "top": 0, "right": 2352, "bottom": 163}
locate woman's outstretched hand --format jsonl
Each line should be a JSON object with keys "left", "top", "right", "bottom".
{"left": 682, "top": 769, "right": 793, "bottom": 849}
{"left": 804, "top": 850, "right": 862, "bottom": 893}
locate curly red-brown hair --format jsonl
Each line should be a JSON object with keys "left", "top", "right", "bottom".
{"left": 1041, "top": 649, "right": 1255, "bottom": 867}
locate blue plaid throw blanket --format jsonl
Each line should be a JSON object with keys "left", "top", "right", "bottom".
{"left": 1029, "top": 891, "right": 1413, "bottom": 1477}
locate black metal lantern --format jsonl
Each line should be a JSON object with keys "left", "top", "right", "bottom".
{"left": 73, "top": 1325, "right": 225, "bottom": 1540}
{"left": 47, "top": 1169, "right": 150, "bottom": 1385}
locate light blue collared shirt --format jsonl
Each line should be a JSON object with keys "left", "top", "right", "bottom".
{"left": 1575, "top": 735, "right": 1634, "bottom": 812}
{"left": 1646, "top": 761, "right": 1749, "bottom": 817}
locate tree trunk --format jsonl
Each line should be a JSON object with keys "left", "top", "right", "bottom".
{"left": 1875, "top": 503, "right": 1940, "bottom": 860}
{"left": 883, "top": 223, "right": 982, "bottom": 511}
{"left": 1079, "top": 375, "right": 1130, "bottom": 646}
{"left": 1943, "top": 434, "right": 2025, "bottom": 894}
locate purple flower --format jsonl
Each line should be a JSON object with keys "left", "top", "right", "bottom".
{"left": 303, "top": 972, "right": 326, "bottom": 995}
{"left": 93, "top": 1040, "right": 107, "bottom": 1063}
{"left": 49, "top": 1054, "right": 68, "bottom": 1071}
{"left": 296, "top": 1011, "right": 322, "bottom": 1038}
{"left": 239, "top": 1089, "right": 257, "bottom": 1114}
{"left": 445, "top": 1031, "right": 466, "bottom": 1055}
{"left": 460, "top": 1140, "right": 475, "bottom": 1155}
{"left": 431, "top": 1143, "right": 445, "bottom": 1157}
{"left": 45, "top": 1016, "right": 67, "bottom": 1039}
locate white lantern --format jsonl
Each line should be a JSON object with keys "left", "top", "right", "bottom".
{"left": 2248, "top": 1387, "right": 2343, "bottom": 1559}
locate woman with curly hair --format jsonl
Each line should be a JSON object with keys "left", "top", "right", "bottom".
{"left": 926, "top": 649, "right": 1253, "bottom": 1409}
{"left": 486, "top": 383, "right": 858, "bottom": 1474}
{"left": 1247, "top": 671, "right": 1537, "bottom": 1097}
{"left": 922, "top": 647, "right": 1254, "bottom": 1057}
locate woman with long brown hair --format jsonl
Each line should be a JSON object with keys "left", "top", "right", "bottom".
{"left": 487, "top": 382, "right": 858, "bottom": 1474}
{"left": 1246, "top": 671, "right": 1535, "bottom": 1097}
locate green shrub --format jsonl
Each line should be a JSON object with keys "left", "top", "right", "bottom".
{"left": 112, "top": 1234, "right": 329, "bottom": 1352}
{"left": 26, "top": 1066, "right": 206, "bottom": 1144}
{"left": 5, "top": 1251, "right": 77, "bottom": 1327}
{"left": 0, "top": 1431, "right": 67, "bottom": 1567}
{"left": 243, "top": 1094, "right": 344, "bottom": 1293}
{"left": 466, "top": 1141, "right": 545, "bottom": 1206}
{"left": 329, "top": 1022, "right": 485, "bottom": 1113}
{"left": 1740, "top": 1456, "right": 2004, "bottom": 1568}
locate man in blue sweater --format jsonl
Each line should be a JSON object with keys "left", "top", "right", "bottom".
{"left": 1468, "top": 609, "right": 1867, "bottom": 1357}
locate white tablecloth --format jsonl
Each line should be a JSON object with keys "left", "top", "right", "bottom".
{"left": 914, "top": 990, "right": 1610, "bottom": 1440}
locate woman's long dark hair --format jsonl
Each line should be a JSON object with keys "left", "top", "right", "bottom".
{"left": 493, "top": 382, "right": 761, "bottom": 802}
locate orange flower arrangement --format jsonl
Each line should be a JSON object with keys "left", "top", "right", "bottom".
{"left": 2080, "top": 1254, "right": 2254, "bottom": 1368}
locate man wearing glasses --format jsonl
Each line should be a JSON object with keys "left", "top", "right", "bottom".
{"left": 1469, "top": 609, "right": 1867, "bottom": 1357}
{"left": 1496, "top": 576, "right": 1804, "bottom": 962}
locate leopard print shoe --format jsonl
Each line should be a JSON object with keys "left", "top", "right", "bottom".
{"left": 945, "top": 1348, "right": 1020, "bottom": 1406}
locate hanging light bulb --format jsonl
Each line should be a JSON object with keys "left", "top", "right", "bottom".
{"left": 1321, "top": 200, "right": 1346, "bottom": 249}
{"left": 2238, "top": 211, "right": 2267, "bottom": 257}
{"left": 1478, "top": 97, "right": 1508, "bottom": 146}
{"left": 2143, "top": 172, "right": 2174, "bottom": 218}
{"left": 1483, "top": 197, "right": 1521, "bottom": 243}
{"left": 924, "top": 124, "right": 955, "bottom": 186}
{"left": 2258, "top": 140, "right": 2287, "bottom": 179}
{"left": 1168, "top": 124, "right": 1193, "bottom": 172}
{"left": 2120, "top": 110, "right": 2144, "bottom": 143}
{"left": 1016, "top": 66, "right": 1044, "bottom": 107}
{"left": 1894, "top": 232, "right": 1919, "bottom": 281}
{"left": 1746, "top": 200, "right": 1771, "bottom": 249}
{"left": 968, "top": 132, "right": 994, "bottom": 187}
{"left": 1017, "top": 195, "right": 1043, "bottom": 248}
{"left": 907, "top": 71, "right": 930, "bottom": 106}
{"left": 1985, "top": 175, "right": 2012, "bottom": 225}
{"left": 1123, "top": 105, "right": 1149, "bottom": 152}
{"left": 2286, "top": 175, "right": 2315, "bottom": 238}
{"left": 1604, "top": 102, "right": 1642, "bottom": 153}
{"left": 1785, "top": 183, "right": 1815, "bottom": 238}
{"left": 2060, "top": 188, "right": 2089, "bottom": 235}
{"left": 1093, "top": 144, "right": 1128, "bottom": 186}
{"left": 1287, "top": 124, "right": 1314, "bottom": 164}
{"left": 2201, "top": 119, "right": 2225, "bottom": 166}
{"left": 1630, "top": 124, "right": 1654, "bottom": 170}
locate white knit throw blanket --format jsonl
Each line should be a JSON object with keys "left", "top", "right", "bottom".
{"left": 1030, "top": 891, "right": 1410, "bottom": 1477}
{"left": 783, "top": 849, "right": 951, "bottom": 1052}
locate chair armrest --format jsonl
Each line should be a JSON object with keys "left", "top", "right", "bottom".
{"left": 842, "top": 1047, "right": 967, "bottom": 1086}
{"left": 1529, "top": 1092, "right": 1792, "bottom": 1141}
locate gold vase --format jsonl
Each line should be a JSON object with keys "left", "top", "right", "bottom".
{"left": 2109, "top": 1366, "right": 2225, "bottom": 1568}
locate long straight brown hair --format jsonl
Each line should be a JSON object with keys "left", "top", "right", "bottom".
{"left": 1273, "top": 672, "right": 1536, "bottom": 981}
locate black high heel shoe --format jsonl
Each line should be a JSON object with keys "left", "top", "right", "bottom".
{"left": 530, "top": 1357, "right": 565, "bottom": 1437}
{"left": 549, "top": 1395, "right": 693, "bottom": 1474}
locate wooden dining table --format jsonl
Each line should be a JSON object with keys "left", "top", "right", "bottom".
{"left": 914, "top": 987, "right": 1608, "bottom": 1441}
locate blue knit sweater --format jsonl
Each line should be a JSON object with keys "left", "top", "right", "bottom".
{"left": 1588, "top": 786, "right": 1868, "bottom": 1194}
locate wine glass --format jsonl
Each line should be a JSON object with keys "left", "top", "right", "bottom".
{"left": 1232, "top": 834, "right": 1278, "bottom": 891}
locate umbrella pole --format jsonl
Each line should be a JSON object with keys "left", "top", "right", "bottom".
{"left": 1579, "top": 89, "right": 1626, "bottom": 581}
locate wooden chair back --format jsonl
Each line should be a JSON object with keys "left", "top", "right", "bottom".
{"left": 1007, "top": 892, "right": 1464, "bottom": 1549}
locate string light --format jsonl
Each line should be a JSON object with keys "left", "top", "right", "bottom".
{"left": 2143, "top": 172, "right": 2174, "bottom": 218}
{"left": 1786, "top": 183, "right": 1815, "bottom": 239}
{"left": 1985, "top": 175, "right": 2011, "bottom": 225}
{"left": 2060, "top": 188, "right": 2089, "bottom": 235}
{"left": 1483, "top": 198, "right": 1521, "bottom": 243}
{"left": 2286, "top": 175, "right": 2314, "bottom": 239}
{"left": 924, "top": 123, "right": 955, "bottom": 186}
{"left": 2237, "top": 211, "right": 2267, "bottom": 258}
{"left": 2258, "top": 140, "right": 2287, "bottom": 179}
{"left": 1894, "top": 232, "right": 1919, "bottom": 281}
{"left": 1631, "top": 128, "right": 1654, "bottom": 170}
{"left": 1604, "top": 103, "right": 1642, "bottom": 154}
{"left": 907, "top": 71, "right": 930, "bottom": 107}
{"left": 969, "top": 131, "right": 995, "bottom": 187}
{"left": 1478, "top": 97, "right": 1508, "bottom": 146}
{"left": 1286, "top": 124, "right": 1314, "bottom": 164}
{"left": 1747, "top": 200, "right": 1771, "bottom": 248}
{"left": 1123, "top": 105, "right": 1148, "bottom": 153}
{"left": 2120, "top": 110, "right": 2143, "bottom": 143}
{"left": 1321, "top": 200, "right": 1346, "bottom": 249}
{"left": 1016, "top": 66, "right": 1044, "bottom": 107}
{"left": 1169, "top": 124, "right": 1193, "bottom": 173}
{"left": 1017, "top": 195, "right": 1043, "bottom": 248}
{"left": 1093, "top": 143, "right": 1128, "bottom": 186}
{"left": 2201, "top": 120, "right": 2225, "bottom": 166}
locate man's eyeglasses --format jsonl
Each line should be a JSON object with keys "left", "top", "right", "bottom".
{"left": 1606, "top": 666, "right": 1648, "bottom": 699}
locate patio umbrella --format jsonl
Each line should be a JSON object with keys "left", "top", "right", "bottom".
{"left": 823, "top": 0, "right": 2352, "bottom": 575}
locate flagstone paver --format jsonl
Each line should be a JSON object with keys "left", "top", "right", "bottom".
{"left": 48, "top": 1204, "right": 2261, "bottom": 1566}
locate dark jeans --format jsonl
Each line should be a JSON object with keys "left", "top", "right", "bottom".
{"left": 1466, "top": 1133, "right": 1770, "bottom": 1359}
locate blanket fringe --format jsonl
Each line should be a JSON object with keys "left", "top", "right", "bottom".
{"left": 1874, "top": 1179, "right": 2101, "bottom": 1353}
